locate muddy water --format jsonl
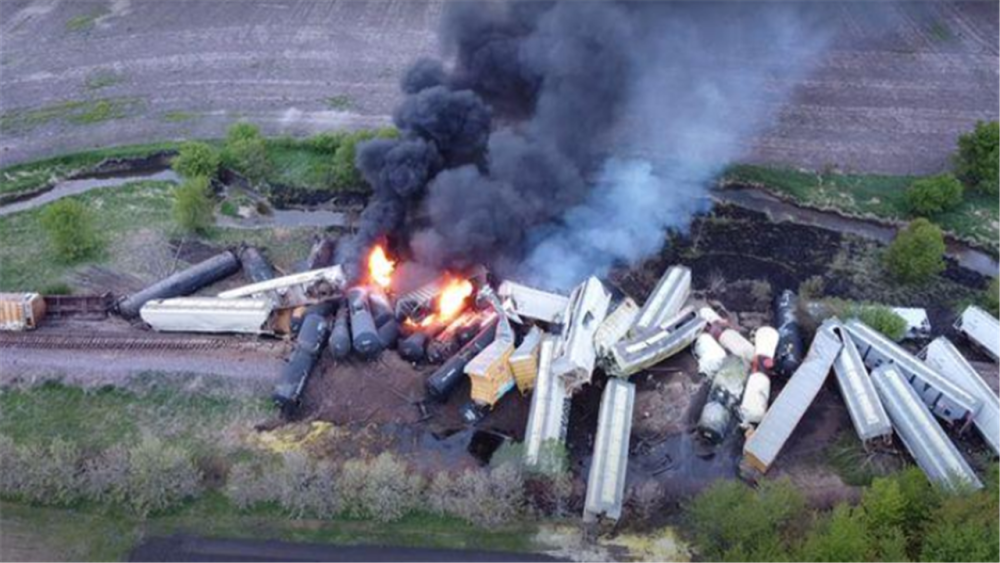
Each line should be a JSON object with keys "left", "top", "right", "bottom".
{"left": 714, "top": 186, "right": 998, "bottom": 277}
{"left": 0, "top": 169, "right": 180, "bottom": 217}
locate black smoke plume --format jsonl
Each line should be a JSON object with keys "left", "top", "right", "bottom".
{"left": 338, "top": 1, "right": 829, "bottom": 289}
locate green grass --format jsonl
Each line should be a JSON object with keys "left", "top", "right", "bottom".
{"left": 84, "top": 70, "right": 123, "bottom": 91}
{"left": 722, "top": 164, "right": 1000, "bottom": 251}
{"left": 0, "top": 501, "right": 140, "bottom": 561}
{"left": 150, "top": 494, "right": 541, "bottom": 554}
{"left": 266, "top": 143, "right": 337, "bottom": 191}
{"left": 1, "top": 494, "right": 543, "bottom": 562}
{"left": 162, "top": 110, "right": 200, "bottom": 123}
{"left": 0, "top": 379, "right": 268, "bottom": 451}
{"left": 0, "top": 97, "right": 145, "bottom": 135}
{"left": 325, "top": 95, "right": 353, "bottom": 110}
{"left": 0, "top": 179, "right": 324, "bottom": 291}
{"left": 65, "top": 9, "right": 107, "bottom": 32}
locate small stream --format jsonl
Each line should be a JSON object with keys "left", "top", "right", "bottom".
{"left": 0, "top": 166, "right": 353, "bottom": 229}
{"left": 0, "top": 169, "right": 180, "bottom": 217}
{"left": 3, "top": 161, "right": 995, "bottom": 277}
{"left": 714, "top": 186, "right": 999, "bottom": 277}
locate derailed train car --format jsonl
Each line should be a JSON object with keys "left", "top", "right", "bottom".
{"left": 872, "top": 364, "right": 982, "bottom": 491}
{"left": 273, "top": 310, "right": 331, "bottom": 411}
{"left": 844, "top": 319, "right": 981, "bottom": 424}
{"left": 119, "top": 250, "right": 241, "bottom": 318}
{"left": 830, "top": 324, "right": 893, "bottom": 444}
{"left": 607, "top": 307, "right": 706, "bottom": 378}
{"left": 583, "top": 378, "right": 636, "bottom": 523}
{"left": 922, "top": 337, "right": 1000, "bottom": 456}
{"left": 628, "top": 265, "right": 691, "bottom": 337}
{"left": 141, "top": 297, "right": 277, "bottom": 335}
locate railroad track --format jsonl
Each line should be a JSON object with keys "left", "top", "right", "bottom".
{"left": 0, "top": 332, "right": 263, "bottom": 352}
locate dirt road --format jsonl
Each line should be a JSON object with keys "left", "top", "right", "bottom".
{"left": 1, "top": 1, "right": 996, "bottom": 174}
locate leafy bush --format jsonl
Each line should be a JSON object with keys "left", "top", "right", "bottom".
{"left": 340, "top": 453, "right": 423, "bottom": 523}
{"left": 40, "top": 199, "right": 102, "bottom": 262}
{"left": 855, "top": 305, "right": 908, "bottom": 341}
{"left": 306, "top": 131, "right": 345, "bottom": 153}
{"left": 954, "top": 120, "right": 999, "bottom": 195}
{"left": 124, "top": 437, "right": 201, "bottom": 517}
{"left": 429, "top": 465, "right": 525, "bottom": 527}
{"left": 884, "top": 218, "right": 946, "bottom": 284}
{"left": 905, "top": 173, "right": 964, "bottom": 216}
{"left": 686, "top": 478, "right": 805, "bottom": 561}
{"left": 224, "top": 122, "right": 272, "bottom": 184}
{"left": 797, "top": 504, "right": 869, "bottom": 562}
{"left": 172, "top": 141, "right": 220, "bottom": 179}
{"left": 173, "top": 176, "right": 215, "bottom": 233}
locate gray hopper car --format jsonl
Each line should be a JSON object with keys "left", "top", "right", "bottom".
{"left": 583, "top": 378, "right": 636, "bottom": 523}
{"left": 844, "top": 319, "right": 981, "bottom": 424}
{"left": 831, "top": 324, "right": 893, "bottom": 444}
{"left": 608, "top": 307, "right": 706, "bottom": 378}
{"left": 872, "top": 364, "right": 982, "bottom": 491}
{"left": 629, "top": 265, "right": 691, "bottom": 337}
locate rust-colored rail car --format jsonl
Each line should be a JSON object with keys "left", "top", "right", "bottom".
{"left": 44, "top": 293, "right": 113, "bottom": 319}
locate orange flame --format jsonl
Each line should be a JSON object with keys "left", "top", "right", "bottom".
{"left": 438, "top": 278, "right": 474, "bottom": 322}
{"left": 368, "top": 245, "right": 395, "bottom": 290}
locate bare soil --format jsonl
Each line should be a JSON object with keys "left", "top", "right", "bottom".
{"left": 1, "top": 1, "right": 996, "bottom": 174}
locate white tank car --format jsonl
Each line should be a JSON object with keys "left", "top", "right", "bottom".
{"left": 740, "top": 372, "right": 771, "bottom": 426}
{"left": 694, "top": 333, "right": 727, "bottom": 377}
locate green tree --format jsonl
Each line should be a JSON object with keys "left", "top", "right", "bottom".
{"left": 905, "top": 174, "right": 964, "bottom": 216}
{"left": 172, "top": 141, "right": 220, "bottom": 179}
{"left": 954, "top": 120, "right": 999, "bottom": 195}
{"left": 797, "top": 504, "right": 870, "bottom": 562}
{"left": 884, "top": 218, "right": 946, "bottom": 284}
{"left": 920, "top": 493, "right": 999, "bottom": 562}
{"left": 40, "top": 199, "right": 103, "bottom": 262}
{"left": 224, "top": 122, "right": 271, "bottom": 184}
{"left": 173, "top": 176, "right": 215, "bottom": 233}
{"left": 687, "top": 478, "right": 804, "bottom": 561}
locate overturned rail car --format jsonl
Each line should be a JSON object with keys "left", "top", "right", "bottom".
{"left": 608, "top": 307, "right": 705, "bottom": 378}
{"left": 583, "top": 378, "right": 636, "bottom": 523}
{"left": 523, "top": 338, "right": 570, "bottom": 473}
{"left": 954, "top": 305, "right": 999, "bottom": 362}
{"left": 629, "top": 265, "right": 691, "bottom": 337}
{"left": 844, "top": 319, "right": 981, "bottom": 424}
{"left": 141, "top": 297, "right": 276, "bottom": 335}
{"left": 872, "top": 364, "right": 982, "bottom": 491}
{"left": 743, "top": 320, "right": 842, "bottom": 475}
{"left": 118, "top": 250, "right": 241, "bottom": 318}
{"left": 552, "top": 277, "right": 611, "bottom": 391}
{"left": 831, "top": 325, "right": 893, "bottom": 444}
{"left": 922, "top": 337, "right": 1000, "bottom": 456}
